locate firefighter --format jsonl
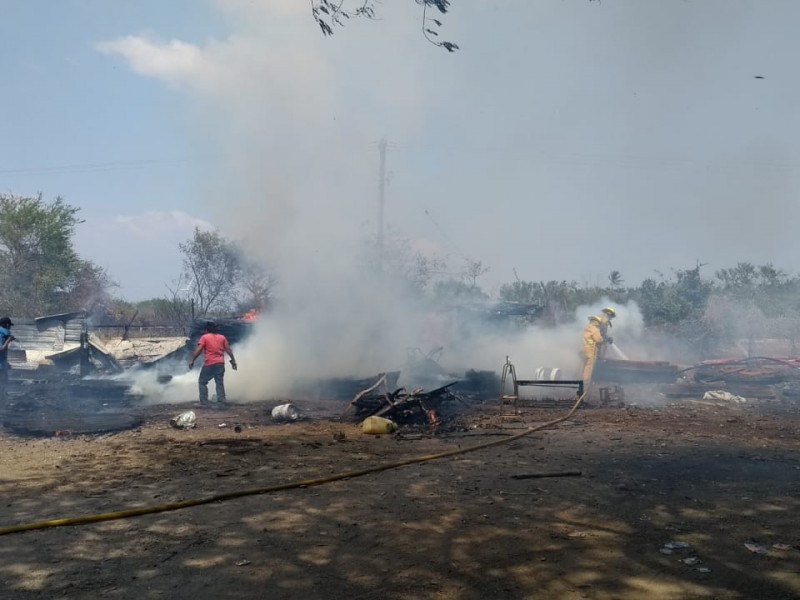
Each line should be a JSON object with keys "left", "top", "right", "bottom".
{"left": 581, "top": 315, "right": 605, "bottom": 383}
{"left": 596, "top": 306, "right": 616, "bottom": 358}
{"left": 597, "top": 306, "right": 616, "bottom": 339}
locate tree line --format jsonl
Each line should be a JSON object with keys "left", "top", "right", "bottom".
{"left": 3, "top": 193, "right": 799, "bottom": 353}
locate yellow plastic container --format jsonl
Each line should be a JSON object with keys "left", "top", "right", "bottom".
{"left": 362, "top": 416, "right": 398, "bottom": 434}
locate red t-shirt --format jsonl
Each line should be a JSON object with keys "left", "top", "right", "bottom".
{"left": 197, "top": 333, "right": 230, "bottom": 366}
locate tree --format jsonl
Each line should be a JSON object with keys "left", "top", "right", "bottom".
{"left": 311, "top": 0, "right": 459, "bottom": 52}
{"left": 237, "top": 262, "right": 278, "bottom": 313}
{"left": 0, "top": 193, "right": 114, "bottom": 316}
{"left": 178, "top": 228, "right": 242, "bottom": 317}
{"left": 429, "top": 258, "right": 490, "bottom": 306}
{"left": 674, "top": 264, "right": 712, "bottom": 316}
{"left": 159, "top": 277, "right": 196, "bottom": 327}
{"left": 409, "top": 252, "right": 448, "bottom": 294}
{"left": 65, "top": 260, "right": 117, "bottom": 314}
{"left": 608, "top": 270, "right": 624, "bottom": 289}
{"left": 360, "top": 232, "right": 448, "bottom": 295}
{"left": 498, "top": 274, "right": 618, "bottom": 326}
{"left": 631, "top": 264, "right": 712, "bottom": 328}
{"left": 432, "top": 279, "right": 488, "bottom": 305}
{"left": 461, "top": 259, "right": 489, "bottom": 287}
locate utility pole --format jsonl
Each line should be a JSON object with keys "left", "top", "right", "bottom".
{"left": 377, "top": 138, "right": 387, "bottom": 273}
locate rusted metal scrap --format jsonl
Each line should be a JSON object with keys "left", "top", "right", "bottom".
{"left": 594, "top": 359, "right": 678, "bottom": 384}
{"left": 692, "top": 358, "right": 793, "bottom": 384}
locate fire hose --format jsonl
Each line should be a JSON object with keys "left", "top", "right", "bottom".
{"left": 0, "top": 392, "right": 585, "bottom": 537}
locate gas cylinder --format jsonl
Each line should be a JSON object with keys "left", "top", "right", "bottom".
{"left": 533, "top": 367, "right": 562, "bottom": 381}
{"left": 362, "top": 416, "right": 398, "bottom": 434}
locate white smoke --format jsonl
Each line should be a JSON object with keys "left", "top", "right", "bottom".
{"left": 126, "top": 368, "right": 199, "bottom": 404}
{"left": 98, "top": 3, "right": 748, "bottom": 404}
{"left": 435, "top": 299, "right": 647, "bottom": 381}
{"left": 94, "top": 3, "right": 455, "bottom": 403}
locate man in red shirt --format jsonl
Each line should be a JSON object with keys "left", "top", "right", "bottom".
{"left": 189, "top": 321, "right": 238, "bottom": 406}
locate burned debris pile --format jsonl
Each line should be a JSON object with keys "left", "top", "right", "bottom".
{"left": 348, "top": 373, "right": 468, "bottom": 431}
{"left": 0, "top": 311, "right": 145, "bottom": 436}
{"left": 2, "top": 376, "right": 143, "bottom": 437}
{"left": 7, "top": 312, "right": 122, "bottom": 375}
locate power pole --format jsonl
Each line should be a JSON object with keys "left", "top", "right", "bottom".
{"left": 377, "top": 138, "right": 387, "bottom": 273}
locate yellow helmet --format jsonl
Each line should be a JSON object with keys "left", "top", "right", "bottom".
{"left": 602, "top": 307, "right": 616, "bottom": 317}
{"left": 588, "top": 316, "right": 601, "bottom": 323}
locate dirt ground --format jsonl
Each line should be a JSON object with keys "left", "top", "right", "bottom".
{"left": 0, "top": 393, "right": 799, "bottom": 600}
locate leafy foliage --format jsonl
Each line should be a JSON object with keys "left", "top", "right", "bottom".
{"left": 311, "top": 0, "right": 459, "bottom": 51}
{"left": 631, "top": 265, "right": 712, "bottom": 326}
{"left": 236, "top": 261, "right": 278, "bottom": 314}
{"left": 178, "top": 228, "right": 243, "bottom": 318}
{"left": 496, "top": 261, "right": 800, "bottom": 356}
{"left": 498, "top": 277, "right": 622, "bottom": 326}
{"left": 142, "top": 229, "right": 279, "bottom": 325}
{"left": 432, "top": 279, "right": 488, "bottom": 305}
{"left": 461, "top": 259, "right": 489, "bottom": 287}
{"left": 608, "top": 270, "right": 624, "bottom": 289}
{"left": 66, "top": 260, "right": 116, "bottom": 314}
{"left": 360, "top": 231, "right": 448, "bottom": 295}
{"left": 0, "top": 194, "right": 114, "bottom": 316}
{"left": 8, "top": 190, "right": 800, "bottom": 360}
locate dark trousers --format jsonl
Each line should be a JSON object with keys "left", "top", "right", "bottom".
{"left": 0, "top": 367, "right": 7, "bottom": 403}
{"left": 198, "top": 364, "right": 226, "bottom": 403}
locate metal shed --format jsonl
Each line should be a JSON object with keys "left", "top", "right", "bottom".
{"left": 6, "top": 311, "right": 87, "bottom": 368}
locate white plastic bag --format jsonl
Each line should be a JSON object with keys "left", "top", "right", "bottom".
{"left": 702, "top": 390, "right": 746, "bottom": 403}
{"left": 170, "top": 410, "right": 197, "bottom": 429}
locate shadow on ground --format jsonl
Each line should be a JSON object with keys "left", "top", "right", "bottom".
{"left": 0, "top": 404, "right": 798, "bottom": 599}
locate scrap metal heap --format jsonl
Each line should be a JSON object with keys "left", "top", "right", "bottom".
{"left": 659, "top": 356, "right": 800, "bottom": 402}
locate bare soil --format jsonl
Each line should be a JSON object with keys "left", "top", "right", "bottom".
{"left": 0, "top": 395, "right": 799, "bottom": 600}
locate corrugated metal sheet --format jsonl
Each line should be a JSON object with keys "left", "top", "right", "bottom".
{"left": 34, "top": 311, "right": 87, "bottom": 324}
{"left": 64, "top": 321, "right": 83, "bottom": 344}
{"left": 5, "top": 317, "right": 86, "bottom": 354}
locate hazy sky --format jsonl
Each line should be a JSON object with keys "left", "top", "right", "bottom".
{"left": 2, "top": 0, "right": 799, "bottom": 301}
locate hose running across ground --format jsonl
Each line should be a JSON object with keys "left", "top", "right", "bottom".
{"left": 0, "top": 394, "right": 585, "bottom": 537}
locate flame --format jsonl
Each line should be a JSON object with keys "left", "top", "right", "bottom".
{"left": 241, "top": 308, "right": 260, "bottom": 322}
{"left": 427, "top": 409, "right": 441, "bottom": 432}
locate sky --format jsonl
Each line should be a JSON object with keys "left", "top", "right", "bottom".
{"left": 2, "top": 0, "right": 800, "bottom": 302}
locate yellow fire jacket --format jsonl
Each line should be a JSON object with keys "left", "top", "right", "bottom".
{"left": 582, "top": 321, "right": 604, "bottom": 349}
